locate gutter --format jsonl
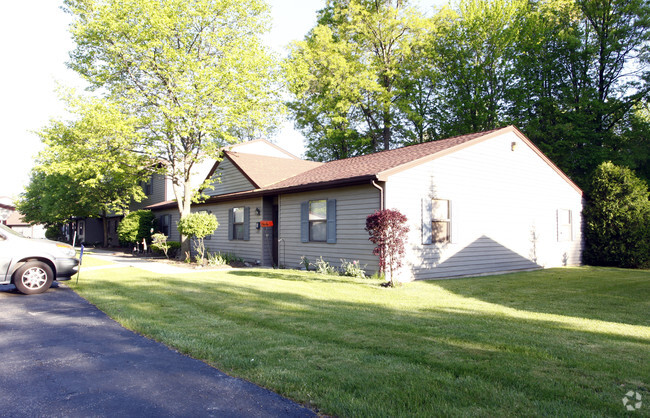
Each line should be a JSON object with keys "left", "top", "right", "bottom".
{"left": 371, "top": 180, "right": 384, "bottom": 211}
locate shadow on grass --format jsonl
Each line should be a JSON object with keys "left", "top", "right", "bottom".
{"left": 421, "top": 266, "right": 650, "bottom": 327}
{"left": 226, "top": 269, "right": 379, "bottom": 286}
{"left": 71, "top": 268, "right": 650, "bottom": 417}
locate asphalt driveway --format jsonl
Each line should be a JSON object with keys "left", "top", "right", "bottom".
{"left": 0, "top": 284, "right": 315, "bottom": 417}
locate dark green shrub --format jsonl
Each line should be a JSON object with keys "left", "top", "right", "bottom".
{"left": 118, "top": 210, "right": 156, "bottom": 245}
{"left": 45, "top": 224, "right": 64, "bottom": 241}
{"left": 583, "top": 162, "right": 650, "bottom": 268}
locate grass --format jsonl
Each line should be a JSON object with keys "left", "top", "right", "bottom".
{"left": 77, "top": 254, "right": 117, "bottom": 268}
{"left": 69, "top": 266, "right": 650, "bottom": 417}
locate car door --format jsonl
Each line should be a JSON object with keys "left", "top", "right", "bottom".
{"left": 0, "top": 230, "right": 13, "bottom": 282}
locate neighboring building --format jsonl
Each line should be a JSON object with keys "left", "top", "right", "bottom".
{"left": 0, "top": 200, "right": 46, "bottom": 239}
{"left": 149, "top": 126, "right": 583, "bottom": 281}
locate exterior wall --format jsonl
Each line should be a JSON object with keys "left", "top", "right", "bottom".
{"left": 9, "top": 224, "right": 46, "bottom": 239}
{"left": 278, "top": 185, "right": 380, "bottom": 272}
{"left": 206, "top": 159, "right": 255, "bottom": 197}
{"left": 385, "top": 131, "right": 583, "bottom": 281}
{"left": 152, "top": 208, "right": 182, "bottom": 242}
{"left": 131, "top": 173, "right": 169, "bottom": 211}
{"left": 199, "top": 198, "right": 266, "bottom": 264}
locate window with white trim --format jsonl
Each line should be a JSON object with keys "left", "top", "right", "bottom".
{"left": 308, "top": 200, "right": 327, "bottom": 242}
{"left": 431, "top": 199, "right": 451, "bottom": 243}
{"left": 232, "top": 207, "right": 245, "bottom": 240}
{"left": 557, "top": 209, "right": 573, "bottom": 241}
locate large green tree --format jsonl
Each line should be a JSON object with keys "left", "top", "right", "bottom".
{"left": 285, "top": 0, "right": 425, "bottom": 160}
{"left": 21, "top": 96, "right": 151, "bottom": 246}
{"left": 64, "top": 0, "right": 281, "bottom": 253}
{"left": 507, "top": 0, "right": 650, "bottom": 187}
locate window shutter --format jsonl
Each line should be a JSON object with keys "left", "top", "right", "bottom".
{"left": 448, "top": 200, "right": 454, "bottom": 243}
{"left": 244, "top": 206, "right": 250, "bottom": 241}
{"left": 228, "top": 208, "right": 234, "bottom": 241}
{"left": 422, "top": 198, "right": 432, "bottom": 245}
{"left": 300, "top": 201, "right": 309, "bottom": 242}
{"left": 326, "top": 199, "right": 337, "bottom": 244}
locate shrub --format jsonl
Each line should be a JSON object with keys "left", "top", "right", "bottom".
{"left": 151, "top": 233, "right": 170, "bottom": 258}
{"left": 583, "top": 162, "right": 650, "bottom": 268}
{"left": 314, "top": 256, "right": 337, "bottom": 275}
{"left": 340, "top": 259, "right": 366, "bottom": 278}
{"left": 300, "top": 256, "right": 311, "bottom": 271}
{"left": 45, "top": 224, "right": 64, "bottom": 241}
{"left": 366, "top": 209, "right": 409, "bottom": 287}
{"left": 176, "top": 212, "right": 219, "bottom": 262}
{"left": 118, "top": 210, "right": 156, "bottom": 245}
{"left": 206, "top": 251, "right": 242, "bottom": 266}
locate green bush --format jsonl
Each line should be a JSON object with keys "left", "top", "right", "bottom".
{"left": 583, "top": 162, "right": 650, "bottom": 268}
{"left": 177, "top": 211, "right": 219, "bottom": 262}
{"left": 340, "top": 259, "right": 367, "bottom": 278}
{"left": 118, "top": 210, "right": 156, "bottom": 245}
{"left": 314, "top": 256, "right": 338, "bottom": 275}
{"left": 45, "top": 224, "right": 64, "bottom": 241}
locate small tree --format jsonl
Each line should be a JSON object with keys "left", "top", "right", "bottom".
{"left": 583, "top": 162, "right": 650, "bottom": 268}
{"left": 118, "top": 210, "right": 156, "bottom": 245}
{"left": 365, "top": 209, "right": 410, "bottom": 287}
{"left": 151, "top": 233, "right": 170, "bottom": 259}
{"left": 176, "top": 212, "right": 219, "bottom": 263}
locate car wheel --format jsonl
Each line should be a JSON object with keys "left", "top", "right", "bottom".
{"left": 13, "top": 261, "right": 54, "bottom": 295}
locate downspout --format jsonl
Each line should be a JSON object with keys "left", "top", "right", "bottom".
{"left": 371, "top": 180, "right": 384, "bottom": 211}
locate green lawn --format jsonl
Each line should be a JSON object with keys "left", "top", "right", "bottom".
{"left": 69, "top": 266, "right": 649, "bottom": 417}
{"left": 77, "top": 254, "right": 118, "bottom": 268}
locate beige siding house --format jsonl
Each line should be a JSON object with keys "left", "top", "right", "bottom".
{"left": 149, "top": 127, "right": 583, "bottom": 281}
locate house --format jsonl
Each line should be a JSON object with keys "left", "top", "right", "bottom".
{"left": 0, "top": 199, "right": 46, "bottom": 239}
{"left": 150, "top": 126, "right": 583, "bottom": 281}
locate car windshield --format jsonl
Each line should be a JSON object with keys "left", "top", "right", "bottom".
{"left": 0, "top": 223, "right": 28, "bottom": 238}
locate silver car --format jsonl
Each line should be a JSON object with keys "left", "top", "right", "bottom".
{"left": 0, "top": 224, "right": 79, "bottom": 294}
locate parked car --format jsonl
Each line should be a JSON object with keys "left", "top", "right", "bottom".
{"left": 0, "top": 224, "right": 79, "bottom": 294}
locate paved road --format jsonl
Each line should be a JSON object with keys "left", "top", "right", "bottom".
{"left": 0, "top": 284, "right": 315, "bottom": 417}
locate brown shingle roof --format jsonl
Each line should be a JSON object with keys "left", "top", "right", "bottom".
{"left": 224, "top": 151, "right": 323, "bottom": 188}
{"left": 265, "top": 128, "right": 503, "bottom": 190}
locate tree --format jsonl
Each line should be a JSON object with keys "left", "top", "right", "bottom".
{"left": 583, "top": 162, "right": 650, "bottom": 268}
{"left": 17, "top": 171, "right": 96, "bottom": 227}
{"left": 31, "top": 96, "right": 151, "bottom": 246}
{"left": 365, "top": 209, "right": 410, "bottom": 286}
{"left": 284, "top": 0, "right": 425, "bottom": 160}
{"left": 64, "top": 0, "right": 282, "bottom": 255}
{"left": 118, "top": 210, "right": 156, "bottom": 245}
{"left": 176, "top": 211, "right": 219, "bottom": 262}
{"left": 430, "top": 0, "right": 524, "bottom": 136}
{"left": 508, "top": 0, "right": 650, "bottom": 187}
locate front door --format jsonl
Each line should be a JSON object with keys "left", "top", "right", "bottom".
{"left": 272, "top": 204, "right": 279, "bottom": 266}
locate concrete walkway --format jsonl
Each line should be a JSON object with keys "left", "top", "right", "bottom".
{"left": 81, "top": 248, "right": 212, "bottom": 274}
{"left": 0, "top": 282, "right": 315, "bottom": 417}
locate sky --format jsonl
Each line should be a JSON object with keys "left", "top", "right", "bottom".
{"left": 0, "top": 0, "right": 440, "bottom": 202}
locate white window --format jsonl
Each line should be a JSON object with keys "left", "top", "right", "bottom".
{"left": 557, "top": 209, "right": 572, "bottom": 241}
{"left": 431, "top": 199, "right": 451, "bottom": 243}
{"left": 309, "top": 200, "right": 327, "bottom": 242}
{"left": 233, "top": 207, "right": 245, "bottom": 240}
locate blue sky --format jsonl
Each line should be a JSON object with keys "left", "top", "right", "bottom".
{"left": 0, "top": 0, "right": 441, "bottom": 201}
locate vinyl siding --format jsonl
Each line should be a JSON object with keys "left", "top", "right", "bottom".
{"left": 206, "top": 159, "right": 255, "bottom": 196}
{"left": 153, "top": 208, "right": 182, "bottom": 242}
{"left": 385, "top": 131, "right": 583, "bottom": 281}
{"left": 200, "top": 198, "right": 265, "bottom": 264}
{"left": 131, "top": 173, "right": 169, "bottom": 210}
{"left": 278, "top": 185, "right": 380, "bottom": 272}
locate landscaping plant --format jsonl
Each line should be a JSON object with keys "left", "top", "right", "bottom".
{"left": 176, "top": 212, "right": 219, "bottom": 263}
{"left": 583, "top": 162, "right": 650, "bottom": 268}
{"left": 117, "top": 210, "right": 155, "bottom": 245}
{"left": 365, "top": 209, "right": 409, "bottom": 286}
